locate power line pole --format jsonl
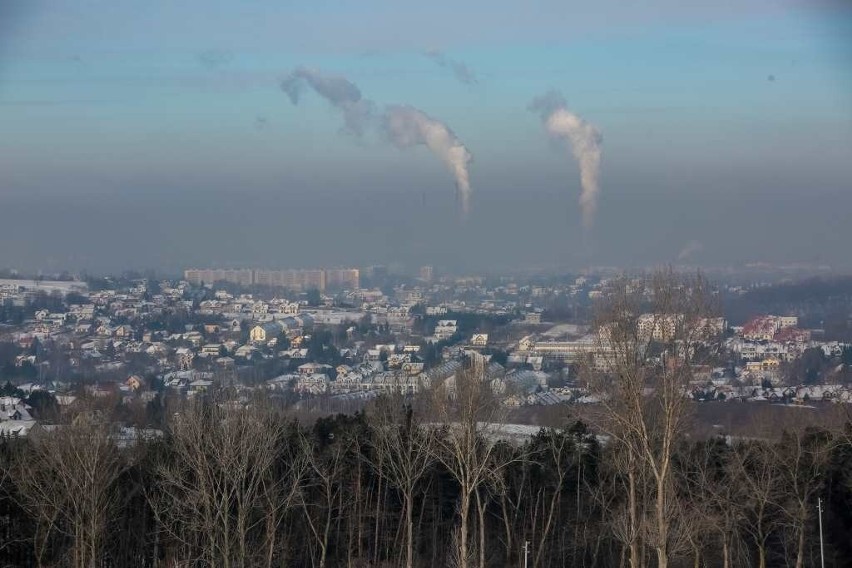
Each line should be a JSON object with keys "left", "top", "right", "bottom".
{"left": 818, "top": 497, "right": 825, "bottom": 568}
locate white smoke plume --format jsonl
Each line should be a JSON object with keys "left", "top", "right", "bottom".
{"left": 529, "top": 91, "right": 602, "bottom": 230}
{"left": 677, "top": 240, "right": 704, "bottom": 262}
{"left": 424, "top": 49, "right": 477, "bottom": 85}
{"left": 280, "top": 68, "right": 474, "bottom": 216}
{"left": 383, "top": 105, "right": 474, "bottom": 217}
{"left": 280, "top": 67, "right": 375, "bottom": 136}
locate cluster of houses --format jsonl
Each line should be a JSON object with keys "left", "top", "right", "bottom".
{"left": 0, "top": 395, "right": 35, "bottom": 437}
{"left": 689, "top": 383, "right": 852, "bottom": 404}
{"left": 726, "top": 315, "right": 843, "bottom": 384}
{"left": 4, "top": 272, "right": 852, "bottom": 418}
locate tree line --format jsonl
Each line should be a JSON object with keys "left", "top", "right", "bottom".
{"left": 2, "top": 391, "right": 852, "bottom": 567}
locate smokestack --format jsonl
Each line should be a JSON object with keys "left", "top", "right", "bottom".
{"left": 529, "top": 91, "right": 602, "bottom": 230}
{"left": 383, "top": 105, "right": 473, "bottom": 217}
{"left": 280, "top": 67, "right": 375, "bottom": 136}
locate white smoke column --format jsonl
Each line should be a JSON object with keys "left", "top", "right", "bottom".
{"left": 530, "top": 92, "right": 602, "bottom": 230}
{"left": 677, "top": 240, "right": 703, "bottom": 262}
{"left": 384, "top": 105, "right": 473, "bottom": 217}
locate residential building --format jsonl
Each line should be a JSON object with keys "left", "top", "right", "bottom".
{"left": 326, "top": 268, "right": 360, "bottom": 290}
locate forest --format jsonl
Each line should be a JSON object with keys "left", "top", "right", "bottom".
{"left": 1, "top": 390, "right": 852, "bottom": 568}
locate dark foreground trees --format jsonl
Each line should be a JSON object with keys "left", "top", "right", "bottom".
{"left": 1, "top": 401, "right": 852, "bottom": 567}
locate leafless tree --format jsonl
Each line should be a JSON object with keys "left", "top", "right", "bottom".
{"left": 429, "top": 359, "right": 512, "bottom": 568}
{"left": 260, "top": 423, "right": 307, "bottom": 568}
{"left": 12, "top": 418, "right": 127, "bottom": 568}
{"left": 773, "top": 427, "right": 835, "bottom": 568}
{"left": 298, "top": 423, "right": 359, "bottom": 568}
{"left": 730, "top": 440, "right": 784, "bottom": 568}
{"left": 681, "top": 439, "right": 747, "bottom": 568}
{"left": 585, "top": 268, "right": 720, "bottom": 568}
{"left": 368, "top": 393, "right": 436, "bottom": 568}
{"left": 150, "top": 400, "right": 285, "bottom": 568}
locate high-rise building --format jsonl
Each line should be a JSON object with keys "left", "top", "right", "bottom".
{"left": 184, "top": 267, "right": 358, "bottom": 291}
{"left": 184, "top": 268, "right": 253, "bottom": 287}
{"left": 254, "top": 269, "right": 325, "bottom": 291}
{"left": 419, "top": 265, "right": 434, "bottom": 282}
{"left": 300, "top": 269, "right": 327, "bottom": 292}
{"left": 326, "top": 268, "right": 360, "bottom": 290}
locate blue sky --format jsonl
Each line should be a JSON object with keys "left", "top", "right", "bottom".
{"left": 0, "top": 0, "right": 851, "bottom": 272}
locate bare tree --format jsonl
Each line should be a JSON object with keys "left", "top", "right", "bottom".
{"left": 527, "top": 426, "right": 588, "bottom": 567}
{"left": 597, "top": 441, "right": 648, "bottom": 568}
{"left": 774, "top": 427, "right": 835, "bottom": 568}
{"left": 681, "top": 439, "right": 747, "bottom": 568}
{"left": 150, "top": 400, "right": 285, "bottom": 568}
{"left": 12, "top": 418, "right": 127, "bottom": 568}
{"left": 260, "top": 422, "right": 307, "bottom": 568}
{"left": 368, "top": 394, "right": 436, "bottom": 568}
{"left": 298, "top": 420, "right": 361, "bottom": 568}
{"left": 585, "top": 268, "right": 720, "bottom": 568}
{"left": 429, "top": 359, "right": 512, "bottom": 568}
{"left": 730, "top": 440, "right": 784, "bottom": 568}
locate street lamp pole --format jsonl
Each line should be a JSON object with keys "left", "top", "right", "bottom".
{"left": 818, "top": 497, "right": 825, "bottom": 568}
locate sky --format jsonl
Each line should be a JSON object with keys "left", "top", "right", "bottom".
{"left": 1, "top": 0, "right": 851, "bottom": 275}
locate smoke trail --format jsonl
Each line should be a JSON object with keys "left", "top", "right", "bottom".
{"left": 280, "top": 67, "right": 375, "bottom": 136}
{"left": 529, "top": 91, "right": 602, "bottom": 230}
{"left": 197, "top": 49, "right": 232, "bottom": 70}
{"left": 424, "top": 49, "right": 477, "bottom": 85}
{"left": 254, "top": 116, "right": 269, "bottom": 130}
{"left": 383, "top": 105, "right": 473, "bottom": 217}
{"left": 677, "top": 240, "right": 703, "bottom": 262}
{"left": 280, "top": 67, "right": 474, "bottom": 216}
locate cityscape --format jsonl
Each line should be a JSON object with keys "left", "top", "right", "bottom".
{"left": 2, "top": 0, "right": 852, "bottom": 567}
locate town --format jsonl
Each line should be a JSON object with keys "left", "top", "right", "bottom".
{"left": 2, "top": 267, "right": 852, "bottom": 438}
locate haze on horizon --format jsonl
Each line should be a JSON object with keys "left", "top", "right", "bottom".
{"left": 1, "top": 0, "right": 851, "bottom": 275}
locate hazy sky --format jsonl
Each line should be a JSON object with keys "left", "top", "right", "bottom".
{"left": 1, "top": 0, "right": 851, "bottom": 274}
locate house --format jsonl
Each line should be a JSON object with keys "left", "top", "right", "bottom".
{"left": 524, "top": 312, "right": 542, "bottom": 324}
{"left": 471, "top": 334, "right": 489, "bottom": 347}
{"left": 114, "top": 325, "right": 134, "bottom": 339}
{"left": 294, "top": 374, "right": 329, "bottom": 394}
{"left": 0, "top": 420, "right": 38, "bottom": 437}
{"left": 250, "top": 322, "right": 284, "bottom": 343}
{"left": 402, "top": 362, "right": 425, "bottom": 376}
{"left": 434, "top": 320, "right": 458, "bottom": 341}
{"left": 0, "top": 397, "right": 33, "bottom": 422}
{"left": 201, "top": 343, "right": 223, "bottom": 356}
{"left": 336, "top": 364, "right": 353, "bottom": 378}
{"left": 298, "top": 362, "right": 333, "bottom": 376}
{"left": 280, "top": 348, "right": 308, "bottom": 359}
{"left": 184, "top": 331, "right": 203, "bottom": 347}
{"left": 188, "top": 379, "right": 213, "bottom": 395}
{"left": 234, "top": 344, "right": 258, "bottom": 359}
{"left": 125, "top": 375, "right": 143, "bottom": 391}
{"left": 386, "top": 353, "right": 411, "bottom": 369}
{"left": 267, "top": 374, "right": 298, "bottom": 391}
{"left": 175, "top": 347, "right": 194, "bottom": 370}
